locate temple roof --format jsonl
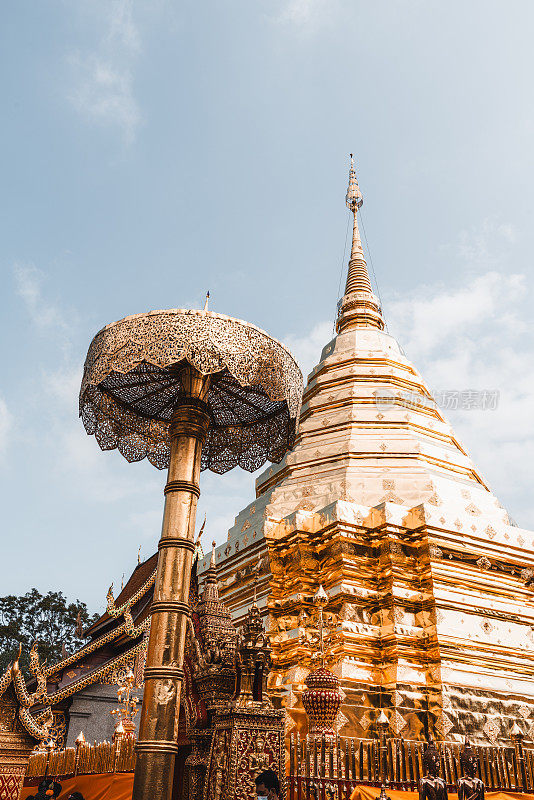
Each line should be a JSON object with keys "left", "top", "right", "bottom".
{"left": 33, "top": 555, "right": 159, "bottom": 707}
{"left": 0, "top": 644, "right": 53, "bottom": 742}
{"left": 85, "top": 552, "right": 158, "bottom": 638}
{"left": 34, "top": 537, "right": 207, "bottom": 709}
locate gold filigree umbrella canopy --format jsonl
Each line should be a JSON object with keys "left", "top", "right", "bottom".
{"left": 79, "top": 307, "right": 302, "bottom": 800}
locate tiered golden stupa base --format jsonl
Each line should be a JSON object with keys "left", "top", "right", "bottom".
{"left": 209, "top": 491, "right": 534, "bottom": 746}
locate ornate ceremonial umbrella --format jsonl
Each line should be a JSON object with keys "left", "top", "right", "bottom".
{"left": 79, "top": 308, "right": 302, "bottom": 800}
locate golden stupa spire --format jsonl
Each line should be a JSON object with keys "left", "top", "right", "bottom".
{"left": 336, "top": 155, "right": 384, "bottom": 333}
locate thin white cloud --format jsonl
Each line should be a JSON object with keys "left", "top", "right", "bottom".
{"left": 284, "top": 320, "right": 334, "bottom": 379}
{"left": 387, "top": 271, "right": 526, "bottom": 358}
{"left": 69, "top": 56, "right": 140, "bottom": 144}
{"left": 12, "top": 263, "right": 159, "bottom": 507}
{"left": 128, "top": 509, "right": 162, "bottom": 541}
{"left": 272, "top": 0, "right": 336, "bottom": 31}
{"left": 443, "top": 217, "right": 519, "bottom": 268}
{"left": 42, "top": 364, "right": 82, "bottom": 408}
{"left": 385, "top": 219, "right": 533, "bottom": 527}
{"left": 66, "top": 0, "right": 142, "bottom": 143}
{"left": 0, "top": 398, "right": 12, "bottom": 459}
{"left": 387, "top": 268, "right": 534, "bottom": 526}
{"left": 14, "top": 263, "right": 71, "bottom": 334}
{"left": 106, "top": 0, "right": 141, "bottom": 52}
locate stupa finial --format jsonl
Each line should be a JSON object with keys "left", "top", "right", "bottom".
{"left": 344, "top": 154, "right": 370, "bottom": 295}
{"left": 336, "top": 155, "right": 384, "bottom": 333}
{"left": 345, "top": 153, "right": 363, "bottom": 212}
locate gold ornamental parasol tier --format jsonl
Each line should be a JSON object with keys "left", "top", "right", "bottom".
{"left": 79, "top": 306, "right": 303, "bottom": 800}
{"left": 80, "top": 308, "right": 301, "bottom": 473}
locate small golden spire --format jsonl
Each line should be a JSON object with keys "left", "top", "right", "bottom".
{"left": 75, "top": 731, "right": 86, "bottom": 747}
{"left": 314, "top": 585, "right": 328, "bottom": 668}
{"left": 313, "top": 585, "right": 328, "bottom": 605}
{"left": 75, "top": 609, "right": 84, "bottom": 637}
{"left": 203, "top": 538, "right": 219, "bottom": 594}
{"left": 345, "top": 154, "right": 363, "bottom": 212}
{"left": 210, "top": 540, "right": 216, "bottom": 568}
{"left": 337, "top": 154, "right": 384, "bottom": 333}
{"left": 137, "top": 545, "right": 142, "bottom": 565}
{"left": 344, "top": 155, "right": 371, "bottom": 294}
{"left": 203, "top": 291, "right": 210, "bottom": 312}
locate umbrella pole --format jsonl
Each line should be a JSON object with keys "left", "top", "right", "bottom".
{"left": 132, "top": 369, "right": 211, "bottom": 800}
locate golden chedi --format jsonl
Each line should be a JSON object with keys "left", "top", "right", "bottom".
{"left": 202, "top": 156, "right": 534, "bottom": 746}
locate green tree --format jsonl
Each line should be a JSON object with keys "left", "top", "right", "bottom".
{"left": 0, "top": 589, "right": 99, "bottom": 674}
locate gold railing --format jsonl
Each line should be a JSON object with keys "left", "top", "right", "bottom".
{"left": 26, "top": 738, "right": 136, "bottom": 779}
{"left": 26, "top": 732, "right": 534, "bottom": 797}
{"left": 288, "top": 734, "right": 534, "bottom": 798}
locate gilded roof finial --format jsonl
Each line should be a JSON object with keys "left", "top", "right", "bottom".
{"left": 75, "top": 609, "right": 84, "bottom": 637}
{"left": 12, "top": 643, "right": 22, "bottom": 675}
{"left": 203, "top": 291, "right": 210, "bottom": 312}
{"left": 195, "top": 515, "right": 206, "bottom": 548}
{"left": 201, "top": 538, "right": 220, "bottom": 599}
{"left": 137, "top": 545, "right": 141, "bottom": 566}
{"left": 204, "top": 539, "right": 218, "bottom": 588}
{"left": 336, "top": 154, "right": 384, "bottom": 333}
{"left": 211, "top": 540, "right": 217, "bottom": 568}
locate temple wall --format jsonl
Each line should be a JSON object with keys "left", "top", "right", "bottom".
{"left": 65, "top": 684, "right": 144, "bottom": 747}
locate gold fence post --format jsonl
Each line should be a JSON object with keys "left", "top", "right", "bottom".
{"left": 377, "top": 711, "right": 389, "bottom": 784}
{"left": 511, "top": 723, "right": 528, "bottom": 792}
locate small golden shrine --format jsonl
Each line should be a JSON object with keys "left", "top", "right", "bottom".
{"left": 204, "top": 591, "right": 284, "bottom": 800}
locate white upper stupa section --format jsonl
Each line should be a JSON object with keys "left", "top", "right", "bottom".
{"left": 252, "top": 323, "right": 511, "bottom": 527}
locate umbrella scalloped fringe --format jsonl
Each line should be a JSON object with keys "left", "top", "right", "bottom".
{"left": 79, "top": 309, "right": 303, "bottom": 473}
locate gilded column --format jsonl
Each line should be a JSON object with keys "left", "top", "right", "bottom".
{"left": 132, "top": 369, "right": 210, "bottom": 800}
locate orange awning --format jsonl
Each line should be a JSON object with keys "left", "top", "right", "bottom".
{"left": 21, "top": 773, "right": 134, "bottom": 800}
{"left": 351, "top": 788, "right": 534, "bottom": 800}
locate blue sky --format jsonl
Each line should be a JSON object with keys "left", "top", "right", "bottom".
{"left": 1, "top": 0, "right": 534, "bottom": 612}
